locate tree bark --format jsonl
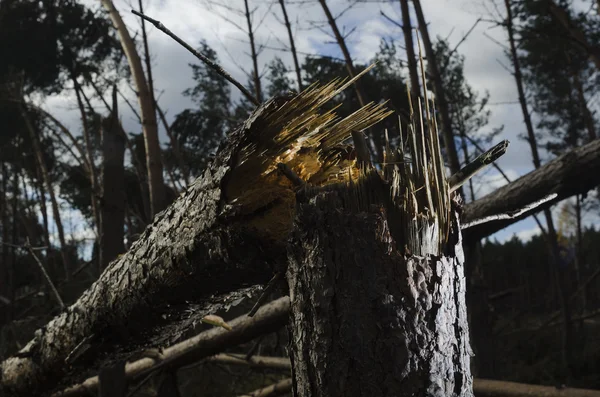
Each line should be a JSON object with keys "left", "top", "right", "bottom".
{"left": 412, "top": 0, "right": 461, "bottom": 175}
{"left": 462, "top": 137, "right": 600, "bottom": 239}
{"left": 278, "top": 0, "right": 303, "bottom": 92}
{"left": 399, "top": 0, "right": 421, "bottom": 99}
{"left": 0, "top": 79, "right": 393, "bottom": 395}
{"left": 287, "top": 179, "right": 473, "bottom": 396}
{"left": 101, "top": 0, "right": 166, "bottom": 218}
{"left": 99, "top": 89, "right": 126, "bottom": 270}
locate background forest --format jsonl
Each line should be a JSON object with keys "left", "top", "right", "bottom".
{"left": 1, "top": 0, "right": 600, "bottom": 395}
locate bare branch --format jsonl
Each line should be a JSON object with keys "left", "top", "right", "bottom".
{"left": 237, "top": 378, "right": 293, "bottom": 397}
{"left": 131, "top": 9, "right": 260, "bottom": 106}
{"left": 25, "top": 238, "right": 65, "bottom": 310}
{"left": 54, "top": 297, "right": 290, "bottom": 397}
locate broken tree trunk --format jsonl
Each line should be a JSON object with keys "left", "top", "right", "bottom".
{"left": 462, "top": 138, "right": 600, "bottom": 240}
{"left": 99, "top": 88, "right": 126, "bottom": 270}
{"left": 0, "top": 70, "right": 391, "bottom": 396}
{"left": 287, "top": 91, "right": 473, "bottom": 395}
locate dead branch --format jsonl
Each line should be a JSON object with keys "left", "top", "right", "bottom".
{"left": 24, "top": 238, "right": 64, "bottom": 310}
{"left": 237, "top": 378, "right": 293, "bottom": 397}
{"left": 53, "top": 297, "right": 290, "bottom": 397}
{"left": 474, "top": 378, "right": 600, "bottom": 397}
{"left": 206, "top": 354, "right": 291, "bottom": 371}
{"left": 131, "top": 10, "right": 259, "bottom": 106}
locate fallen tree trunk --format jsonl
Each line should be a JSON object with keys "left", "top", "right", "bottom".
{"left": 0, "top": 73, "right": 391, "bottom": 396}
{"left": 462, "top": 138, "right": 600, "bottom": 239}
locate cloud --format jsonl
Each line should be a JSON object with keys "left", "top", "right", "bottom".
{"left": 33, "top": 0, "right": 597, "bottom": 247}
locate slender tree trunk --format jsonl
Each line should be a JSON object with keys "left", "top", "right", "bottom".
{"left": 99, "top": 89, "right": 127, "bottom": 270}
{"left": 8, "top": 168, "right": 19, "bottom": 321}
{"left": 34, "top": 165, "right": 51, "bottom": 250}
{"left": 0, "top": 162, "right": 9, "bottom": 325}
{"left": 399, "top": 0, "right": 421, "bottom": 98}
{"left": 101, "top": 0, "right": 165, "bottom": 218}
{"left": 21, "top": 107, "right": 71, "bottom": 281}
{"left": 504, "top": 0, "right": 573, "bottom": 376}
{"left": 575, "top": 194, "right": 585, "bottom": 312}
{"left": 278, "top": 0, "right": 303, "bottom": 92}
{"left": 572, "top": 68, "right": 596, "bottom": 141}
{"left": 412, "top": 0, "right": 461, "bottom": 175}
{"left": 156, "top": 103, "right": 190, "bottom": 186}
{"left": 318, "top": 0, "right": 367, "bottom": 107}
{"left": 244, "top": 0, "right": 263, "bottom": 103}
{"left": 73, "top": 80, "right": 102, "bottom": 243}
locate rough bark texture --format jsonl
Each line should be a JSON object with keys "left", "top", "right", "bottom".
{"left": 0, "top": 99, "right": 291, "bottom": 396}
{"left": 287, "top": 183, "right": 473, "bottom": 397}
{"left": 54, "top": 295, "right": 289, "bottom": 397}
{"left": 462, "top": 138, "right": 600, "bottom": 240}
{"left": 100, "top": 100, "right": 126, "bottom": 270}
{"left": 1, "top": 85, "right": 390, "bottom": 395}
{"left": 101, "top": 0, "right": 165, "bottom": 217}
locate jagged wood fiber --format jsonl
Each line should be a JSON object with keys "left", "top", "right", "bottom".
{"left": 285, "top": 86, "right": 473, "bottom": 395}
{"left": 287, "top": 181, "right": 473, "bottom": 397}
{"left": 0, "top": 69, "right": 392, "bottom": 396}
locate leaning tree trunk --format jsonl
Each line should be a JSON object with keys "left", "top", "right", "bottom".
{"left": 287, "top": 91, "right": 473, "bottom": 395}
{"left": 0, "top": 74, "right": 391, "bottom": 396}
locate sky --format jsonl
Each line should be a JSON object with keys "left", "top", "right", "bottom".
{"left": 37, "top": 0, "right": 599, "bottom": 248}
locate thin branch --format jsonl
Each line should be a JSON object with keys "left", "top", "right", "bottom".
{"left": 25, "top": 238, "right": 65, "bottom": 310}
{"left": 206, "top": 353, "right": 291, "bottom": 371}
{"left": 54, "top": 297, "right": 290, "bottom": 397}
{"left": 237, "top": 378, "right": 293, "bottom": 397}
{"left": 131, "top": 10, "right": 260, "bottom": 106}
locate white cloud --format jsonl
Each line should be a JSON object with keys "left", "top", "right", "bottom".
{"left": 35, "top": 0, "right": 597, "bottom": 247}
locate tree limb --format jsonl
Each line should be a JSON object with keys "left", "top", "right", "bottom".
{"left": 462, "top": 138, "right": 600, "bottom": 239}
